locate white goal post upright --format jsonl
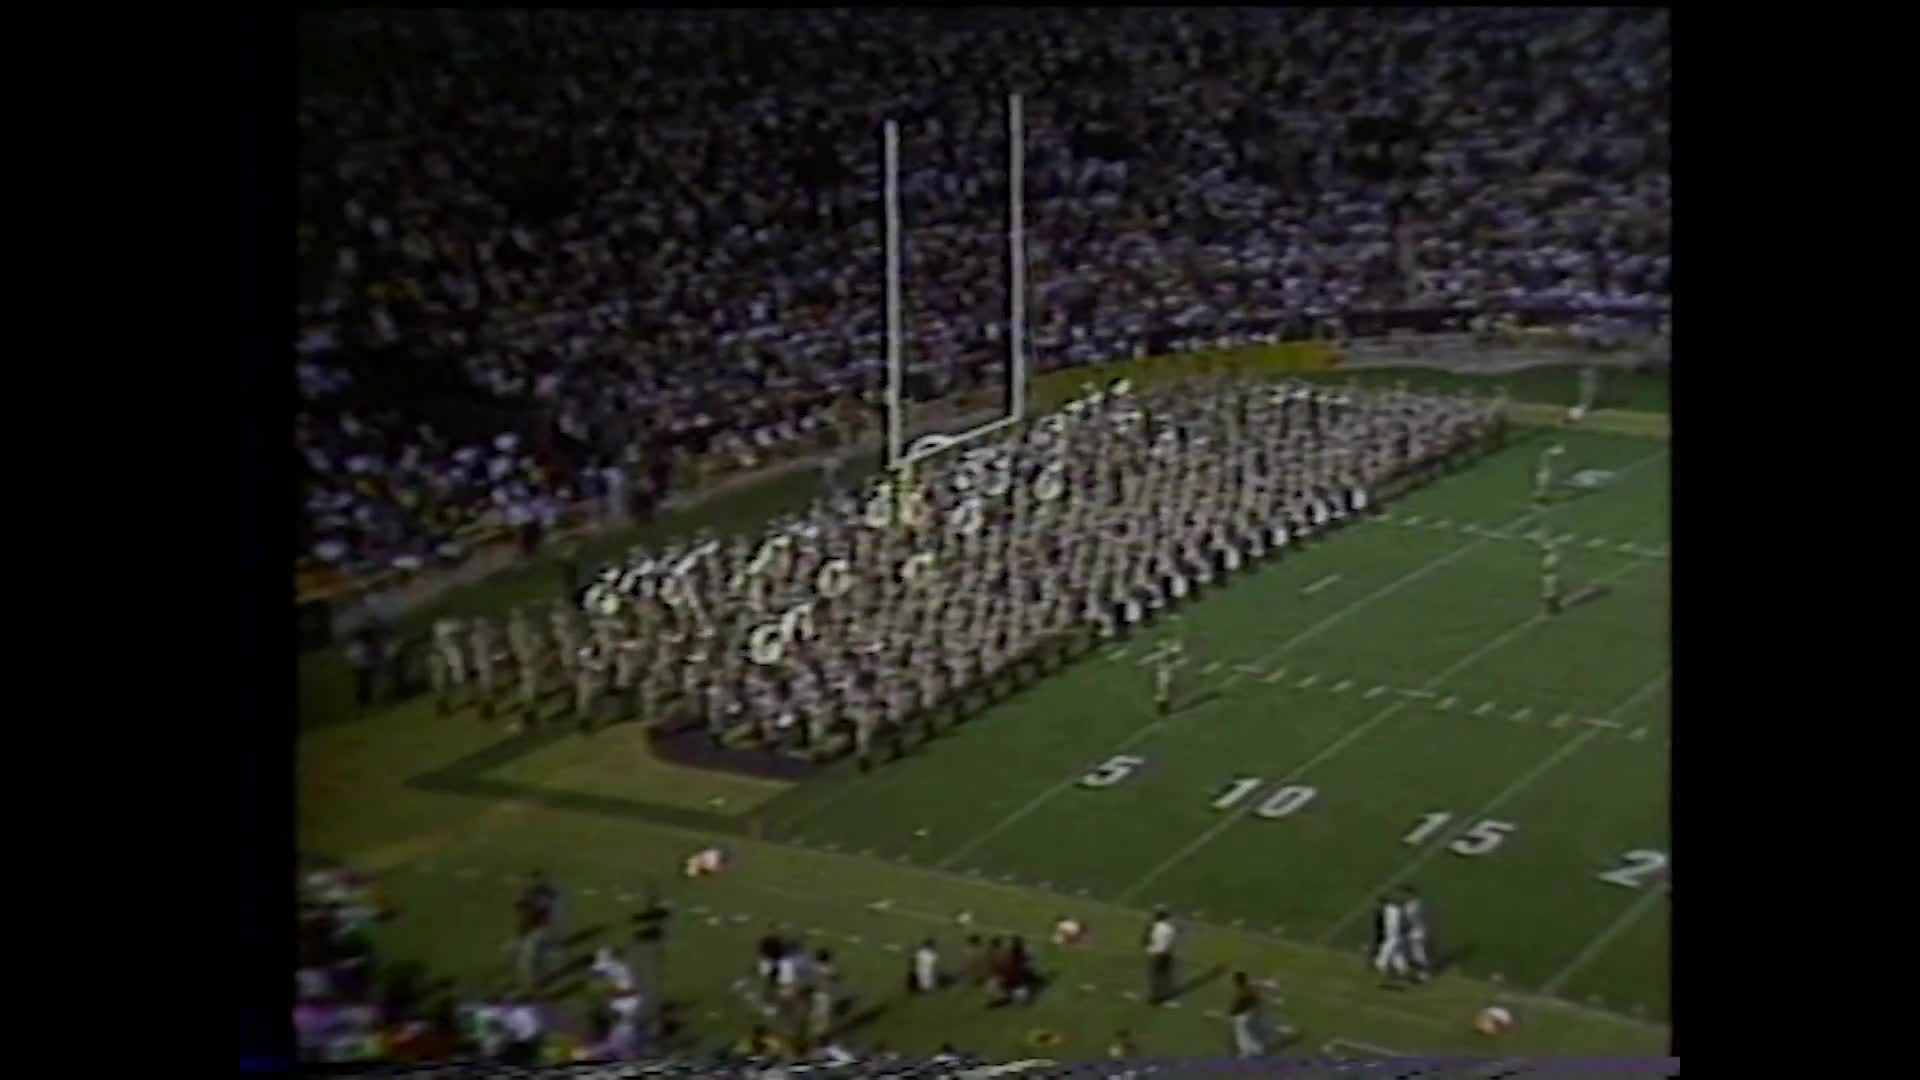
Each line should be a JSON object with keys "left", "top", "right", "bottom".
{"left": 883, "top": 116, "right": 904, "bottom": 471}
{"left": 883, "top": 93, "right": 1029, "bottom": 475}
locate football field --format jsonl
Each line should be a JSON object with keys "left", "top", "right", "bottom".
{"left": 300, "top": 397, "right": 1671, "bottom": 1062}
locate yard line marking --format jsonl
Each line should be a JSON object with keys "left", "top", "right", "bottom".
{"left": 1331, "top": 679, "right": 1354, "bottom": 693}
{"left": 1080, "top": 983, "right": 1099, "bottom": 992}
{"left": 1475, "top": 701, "right": 1496, "bottom": 717}
{"left": 1437, "top": 696, "right": 1456, "bottom": 712}
{"left": 882, "top": 943, "right": 903, "bottom": 953}
{"left": 1398, "top": 689, "right": 1436, "bottom": 700}
{"left": 1296, "top": 673, "right": 1320, "bottom": 690}
{"left": 1233, "top": 664, "right": 1267, "bottom": 676}
{"left": 1117, "top": 598, "right": 1571, "bottom": 905}
{"left": 1263, "top": 668, "right": 1288, "bottom": 684}
{"left": 1615, "top": 542, "right": 1636, "bottom": 554}
{"left": 1628, "top": 727, "right": 1647, "bottom": 741}
{"left": 582, "top": 887, "right": 599, "bottom": 898}
{"left": 1584, "top": 717, "right": 1622, "bottom": 729}
{"left": 1205, "top": 1010, "right": 1227, "bottom": 1020}
{"left": 1550, "top": 713, "right": 1572, "bottom": 729}
{"left": 1541, "top": 887, "right": 1667, "bottom": 995}
{"left": 1317, "top": 666, "right": 1672, "bottom": 944}
{"left": 1120, "top": 991, "right": 1141, "bottom": 1002}
{"left": 1587, "top": 537, "right": 1608, "bottom": 549}
{"left": 1364, "top": 685, "right": 1387, "bottom": 699}
{"left": 1405, "top": 515, "right": 1425, "bottom": 526}
{"left": 846, "top": 935, "right": 864, "bottom": 945}
{"left": 1432, "top": 518, "right": 1451, "bottom": 530}
{"left": 1511, "top": 707, "right": 1533, "bottom": 723}
{"left": 1107, "top": 646, "right": 1129, "bottom": 661}
{"left": 1303, "top": 574, "right": 1342, "bottom": 595}
{"left": 930, "top": 450, "right": 1671, "bottom": 873}
{"left": 1201, "top": 660, "right": 1223, "bottom": 675}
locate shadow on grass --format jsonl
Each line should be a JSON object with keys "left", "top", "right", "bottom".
{"left": 1434, "top": 942, "right": 1475, "bottom": 976}
{"left": 1174, "top": 690, "right": 1225, "bottom": 715}
{"left": 1565, "top": 584, "right": 1612, "bottom": 612}
{"left": 1169, "top": 963, "right": 1228, "bottom": 1003}
{"left": 834, "top": 1001, "right": 889, "bottom": 1038}
{"left": 558, "top": 925, "right": 608, "bottom": 950}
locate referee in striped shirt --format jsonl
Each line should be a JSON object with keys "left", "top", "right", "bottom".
{"left": 1144, "top": 909, "right": 1177, "bottom": 1004}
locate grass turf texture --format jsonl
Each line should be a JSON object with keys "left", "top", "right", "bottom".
{"left": 300, "top": 365, "right": 1670, "bottom": 1060}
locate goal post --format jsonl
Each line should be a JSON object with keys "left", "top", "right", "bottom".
{"left": 882, "top": 93, "right": 1030, "bottom": 478}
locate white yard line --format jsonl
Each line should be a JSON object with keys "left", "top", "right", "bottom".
{"left": 1303, "top": 574, "right": 1342, "bottom": 595}
{"left": 1540, "top": 885, "right": 1668, "bottom": 996}
{"left": 1209, "top": 508, "right": 1541, "bottom": 697}
{"left": 1315, "top": 666, "right": 1672, "bottom": 944}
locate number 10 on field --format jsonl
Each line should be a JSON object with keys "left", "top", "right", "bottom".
{"left": 1083, "top": 761, "right": 1668, "bottom": 890}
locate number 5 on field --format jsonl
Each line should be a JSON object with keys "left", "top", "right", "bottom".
{"left": 1079, "top": 755, "right": 1147, "bottom": 788}
{"left": 1403, "top": 812, "right": 1517, "bottom": 857}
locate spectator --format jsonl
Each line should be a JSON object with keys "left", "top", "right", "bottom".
{"left": 500, "top": 992, "right": 544, "bottom": 1065}
{"left": 908, "top": 938, "right": 942, "bottom": 993}
{"left": 513, "top": 870, "right": 557, "bottom": 988}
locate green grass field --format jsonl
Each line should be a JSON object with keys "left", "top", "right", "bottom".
{"left": 299, "top": 367, "right": 1670, "bottom": 1062}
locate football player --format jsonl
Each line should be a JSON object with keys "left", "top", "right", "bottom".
{"left": 573, "top": 644, "right": 606, "bottom": 732}
{"left": 1533, "top": 444, "right": 1564, "bottom": 505}
{"left": 1541, "top": 541, "right": 1562, "bottom": 616}
{"left": 506, "top": 607, "right": 542, "bottom": 724}
{"left": 1154, "top": 638, "right": 1182, "bottom": 718}
{"left": 1399, "top": 885, "right": 1431, "bottom": 983}
{"left": 1370, "top": 893, "right": 1410, "bottom": 986}
{"left": 430, "top": 616, "right": 466, "bottom": 716}
{"left": 468, "top": 615, "right": 498, "bottom": 719}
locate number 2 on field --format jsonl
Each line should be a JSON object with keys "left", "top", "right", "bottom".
{"left": 1599, "top": 849, "right": 1669, "bottom": 889}
{"left": 1079, "top": 755, "right": 1147, "bottom": 788}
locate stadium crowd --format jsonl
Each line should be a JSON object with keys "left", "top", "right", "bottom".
{"left": 296, "top": 8, "right": 1668, "bottom": 587}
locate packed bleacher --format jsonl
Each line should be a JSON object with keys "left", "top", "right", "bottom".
{"left": 295, "top": 8, "right": 1668, "bottom": 595}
